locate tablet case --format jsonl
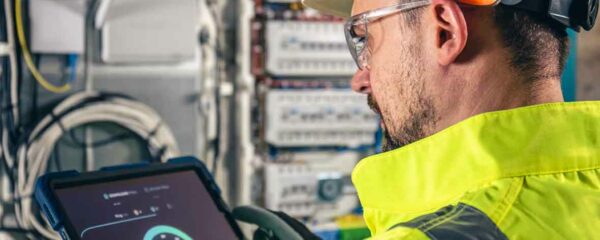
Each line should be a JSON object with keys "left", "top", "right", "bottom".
{"left": 33, "top": 156, "right": 239, "bottom": 240}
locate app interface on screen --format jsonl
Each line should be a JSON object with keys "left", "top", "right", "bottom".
{"left": 54, "top": 170, "right": 239, "bottom": 240}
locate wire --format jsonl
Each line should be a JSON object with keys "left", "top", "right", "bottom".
{"left": 67, "top": 54, "right": 78, "bottom": 83}
{"left": 2, "top": 0, "right": 19, "bottom": 147}
{"left": 2, "top": 1, "right": 23, "bottom": 229}
{"left": 60, "top": 129, "right": 138, "bottom": 148}
{"left": 0, "top": 141, "right": 4, "bottom": 222}
{"left": 12, "top": 92, "right": 180, "bottom": 239}
{"left": 51, "top": 143, "right": 62, "bottom": 172}
{"left": 1, "top": 59, "right": 19, "bottom": 221}
{"left": 84, "top": 0, "right": 102, "bottom": 92}
{"left": 14, "top": 0, "right": 71, "bottom": 93}
{"left": 4, "top": 0, "right": 19, "bottom": 128}
{"left": 83, "top": 0, "right": 104, "bottom": 172}
{"left": 201, "top": 0, "right": 223, "bottom": 176}
{"left": 2, "top": 0, "right": 18, "bottom": 188}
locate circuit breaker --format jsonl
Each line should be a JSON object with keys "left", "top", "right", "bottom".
{"left": 265, "top": 89, "right": 378, "bottom": 147}
{"left": 265, "top": 21, "right": 356, "bottom": 76}
{"left": 263, "top": 152, "right": 359, "bottom": 220}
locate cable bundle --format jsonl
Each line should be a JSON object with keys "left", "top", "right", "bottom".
{"left": 2, "top": 0, "right": 182, "bottom": 238}
{"left": 9, "top": 91, "right": 179, "bottom": 239}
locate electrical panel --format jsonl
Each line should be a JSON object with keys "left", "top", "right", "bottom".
{"left": 265, "top": 21, "right": 356, "bottom": 76}
{"left": 264, "top": 152, "right": 358, "bottom": 220}
{"left": 265, "top": 89, "right": 378, "bottom": 147}
{"left": 248, "top": 0, "right": 380, "bottom": 233}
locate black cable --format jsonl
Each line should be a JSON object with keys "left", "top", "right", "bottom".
{"left": 15, "top": 0, "right": 25, "bottom": 137}
{"left": 52, "top": 141, "right": 62, "bottom": 172}
{"left": 21, "top": 94, "right": 162, "bottom": 171}
{"left": 25, "top": 93, "right": 132, "bottom": 144}
{"left": 1, "top": 55, "right": 17, "bottom": 193}
{"left": 31, "top": 54, "right": 39, "bottom": 126}
{"left": 0, "top": 227, "right": 40, "bottom": 235}
{"left": 2, "top": 58, "right": 18, "bottom": 143}
{"left": 61, "top": 129, "right": 138, "bottom": 148}
{"left": 81, "top": 133, "right": 87, "bottom": 171}
{"left": 0, "top": 0, "right": 7, "bottom": 42}
{"left": 82, "top": 0, "right": 101, "bottom": 87}
{"left": 1, "top": 45, "right": 23, "bottom": 190}
{"left": 212, "top": 141, "right": 219, "bottom": 176}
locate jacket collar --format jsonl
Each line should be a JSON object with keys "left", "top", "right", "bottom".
{"left": 353, "top": 101, "right": 600, "bottom": 216}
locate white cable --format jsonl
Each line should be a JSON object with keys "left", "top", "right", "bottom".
{"left": 1, "top": 0, "right": 19, "bottom": 226}
{"left": 0, "top": 42, "right": 9, "bottom": 56}
{"left": 1, "top": 3, "right": 18, "bottom": 226}
{"left": 4, "top": 0, "right": 20, "bottom": 127}
{"left": 235, "top": 0, "right": 256, "bottom": 207}
{"left": 2, "top": 0, "right": 18, "bottom": 173}
{"left": 94, "top": 0, "right": 112, "bottom": 29}
{"left": 85, "top": 126, "right": 95, "bottom": 171}
{"left": 13, "top": 92, "right": 179, "bottom": 239}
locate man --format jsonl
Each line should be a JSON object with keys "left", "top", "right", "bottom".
{"left": 299, "top": 0, "right": 600, "bottom": 239}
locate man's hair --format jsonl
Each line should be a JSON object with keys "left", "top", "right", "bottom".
{"left": 494, "top": 6, "right": 570, "bottom": 82}
{"left": 402, "top": 5, "right": 570, "bottom": 82}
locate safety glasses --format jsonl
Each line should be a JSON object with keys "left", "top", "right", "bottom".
{"left": 344, "top": 0, "right": 499, "bottom": 70}
{"left": 344, "top": 0, "right": 431, "bottom": 69}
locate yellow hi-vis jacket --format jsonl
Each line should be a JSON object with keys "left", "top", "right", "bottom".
{"left": 352, "top": 102, "right": 600, "bottom": 239}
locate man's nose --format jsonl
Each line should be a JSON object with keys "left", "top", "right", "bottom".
{"left": 351, "top": 68, "right": 372, "bottom": 94}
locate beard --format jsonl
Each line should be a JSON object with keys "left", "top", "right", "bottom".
{"left": 367, "top": 66, "right": 437, "bottom": 152}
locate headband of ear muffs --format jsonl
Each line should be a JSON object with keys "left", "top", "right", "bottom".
{"left": 501, "top": 0, "right": 599, "bottom": 31}
{"left": 302, "top": 0, "right": 599, "bottom": 31}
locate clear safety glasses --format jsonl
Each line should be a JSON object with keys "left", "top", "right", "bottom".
{"left": 344, "top": 0, "right": 431, "bottom": 70}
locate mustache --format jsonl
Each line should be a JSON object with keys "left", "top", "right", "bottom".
{"left": 367, "top": 95, "right": 381, "bottom": 115}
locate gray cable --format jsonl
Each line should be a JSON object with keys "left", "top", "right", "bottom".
{"left": 232, "top": 206, "right": 304, "bottom": 240}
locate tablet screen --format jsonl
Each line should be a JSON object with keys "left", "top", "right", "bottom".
{"left": 53, "top": 170, "right": 240, "bottom": 240}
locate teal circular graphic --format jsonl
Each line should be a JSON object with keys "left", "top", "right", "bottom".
{"left": 144, "top": 225, "right": 193, "bottom": 240}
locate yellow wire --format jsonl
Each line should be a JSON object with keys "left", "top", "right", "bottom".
{"left": 15, "top": 0, "right": 71, "bottom": 93}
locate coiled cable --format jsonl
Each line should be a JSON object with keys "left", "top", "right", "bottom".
{"left": 12, "top": 91, "right": 179, "bottom": 239}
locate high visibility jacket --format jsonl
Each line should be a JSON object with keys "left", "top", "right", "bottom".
{"left": 352, "top": 102, "right": 600, "bottom": 239}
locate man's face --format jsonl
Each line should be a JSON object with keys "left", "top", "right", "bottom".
{"left": 351, "top": 0, "right": 437, "bottom": 151}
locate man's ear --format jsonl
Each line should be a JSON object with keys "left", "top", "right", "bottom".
{"left": 430, "top": 0, "right": 468, "bottom": 66}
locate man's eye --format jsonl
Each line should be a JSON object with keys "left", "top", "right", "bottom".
{"left": 354, "top": 36, "right": 366, "bottom": 44}
{"left": 351, "top": 23, "right": 367, "bottom": 36}
{"left": 351, "top": 28, "right": 364, "bottom": 38}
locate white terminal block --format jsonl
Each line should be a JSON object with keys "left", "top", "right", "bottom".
{"left": 264, "top": 151, "right": 359, "bottom": 220}
{"left": 265, "top": 89, "right": 378, "bottom": 147}
{"left": 265, "top": 21, "right": 357, "bottom": 76}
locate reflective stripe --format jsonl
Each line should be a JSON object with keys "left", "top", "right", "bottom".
{"left": 389, "top": 203, "right": 508, "bottom": 240}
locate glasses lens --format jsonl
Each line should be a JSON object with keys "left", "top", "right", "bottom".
{"left": 345, "top": 20, "right": 367, "bottom": 70}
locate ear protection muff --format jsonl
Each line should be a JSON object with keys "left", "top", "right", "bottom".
{"left": 458, "top": 0, "right": 599, "bottom": 31}
{"left": 506, "top": 0, "right": 598, "bottom": 31}
{"left": 571, "top": 0, "right": 598, "bottom": 30}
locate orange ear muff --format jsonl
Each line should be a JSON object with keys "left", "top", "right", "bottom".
{"left": 458, "top": 0, "right": 500, "bottom": 6}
